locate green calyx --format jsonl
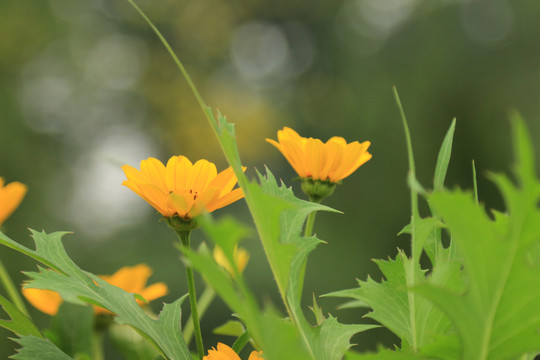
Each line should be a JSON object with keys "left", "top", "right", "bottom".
{"left": 300, "top": 178, "right": 337, "bottom": 203}
{"left": 164, "top": 216, "right": 199, "bottom": 233}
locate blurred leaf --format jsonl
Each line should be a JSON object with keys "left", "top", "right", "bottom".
{"left": 416, "top": 117, "right": 540, "bottom": 359}
{"left": 213, "top": 320, "right": 245, "bottom": 337}
{"left": 46, "top": 303, "right": 93, "bottom": 359}
{"left": 345, "top": 348, "right": 430, "bottom": 359}
{"left": 11, "top": 336, "right": 72, "bottom": 360}
{"left": 109, "top": 323, "right": 161, "bottom": 360}
{"left": 0, "top": 295, "right": 42, "bottom": 338}
{"left": 433, "top": 119, "right": 456, "bottom": 192}
{"left": 0, "top": 230, "right": 191, "bottom": 360}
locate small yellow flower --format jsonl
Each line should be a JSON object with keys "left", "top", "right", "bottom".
{"left": 204, "top": 342, "right": 262, "bottom": 360}
{"left": 213, "top": 245, "right": 250, "bottom": 276}
{"left": 0, "top": 177, "right": 27, "bottom": 227}
{"left": 122, "top": 156, "right": 245, "bottom": 221}
{"left": 23, "top": 264, "right": 168, "bottom": 316}
{"left": 266, "top": 127, "right": 372, "bottom": 183}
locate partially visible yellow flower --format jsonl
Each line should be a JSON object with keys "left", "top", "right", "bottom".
{"left": 204, "top": 343, "right": 262, "bottom": 360}
{"left": 213, "top": 245, "right": 250, "bottom": 276}
{"left": 96, "top": 264, "right": 168, "bottom": 315}
{"left": 0, "top": 177, "right": 27, "bottom": 227}
{"left": 122, "top": 156, "right": 245, "bottom": 221}
{"left": 23, "top": 264, "right": 168, "bottom": 316}
{"left": 21, "top": 288, "right": 61, "bottom": 316}
{"left": 266, "top": 127, "right": 372, "bottom": 183}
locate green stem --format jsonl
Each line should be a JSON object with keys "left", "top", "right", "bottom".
{"left": 176, "top": 230, "right": 205, "bottom": 360}
{"left": 92, "top": 328, "right": 105, "bottom": 360}
{"left": 303, "top": 211, "right": 317, "bottom": 239}
{"left": 183, "top": 285, "right": 215, "bottom": 346}
{"left": 231, "top": 331, "right": 251, "bottom": 354}
{"left": 298, "top": 197, "right": 321, "bottom": 318}
{"left": 0, "top": 256, "right": 29, "bottom": 317}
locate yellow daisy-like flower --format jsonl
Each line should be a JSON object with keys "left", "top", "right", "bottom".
{"left": 23, "top": 264, "right": 168, "bottom": 316}
{"left": 122, "top": 156, "right": 245, "bottom": 221}
{"left": 213, "top": 245, "right": 250, "bottom": 276}
{"left": 266, "top": 127, "right": 372, "bottom": 183}
{"left": 0, "top": 177, "right": 27, "bottom": 227}
{"left": 204, "top": 342, "right": 262, "bottom": 360}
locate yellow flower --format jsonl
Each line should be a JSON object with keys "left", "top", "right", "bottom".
{"left": 20, "top": 288, "right": 61, "bottom": 316}
{"left": 0, "top": 177, "right": 27, "bottom": 227}
{"left": 204, "top": 343, "right": 262, "bottom": 360}
{"left": 213, "top": 245, "right": 250, "bottom": 276}
{"left": 266, "top": 127, "right": 372, "bottom": 183}
{"left": 122, "top": 156, "right": 245, "bottom": 221}
{"left": 23, "top": 264, "right": 168, "bottom": 316}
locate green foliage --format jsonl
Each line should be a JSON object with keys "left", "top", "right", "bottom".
{"left": 11, "top": 336, "right": 72, "bottom": 360}
{"left": 0, "top": 230, "right": 191, "bottom": 360}
{"left": 415, "top": 116, "right": 540, "bottom": 359}
{"left": 0, "top": 294, "right": 42, "bottom": 339}
{"left": 45, "top": 303, "right": 94, "bottom": 359}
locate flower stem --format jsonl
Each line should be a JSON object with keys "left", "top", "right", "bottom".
{"left": 303, "top": 211, "right": 318, "bottom": 239}
{"left": 0, "top": 256, "right": 29, "bottom": 317}
{"left": 176, "top": 230, "right": 205, "bottom": 360}
{"left": 183, "top": 285, "right": 215, "bottom": 346}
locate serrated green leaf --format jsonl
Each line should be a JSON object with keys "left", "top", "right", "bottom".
{"left": 327, "top": 251, "right": 455, "bottom": 352}
{"left": 11, "top": 335, "right": 73, "bottom": 360}
{"left": 416, "top": 118, "right": 540, "bottom": 359}
{"left": 0, "top": 295, "right": 42, "bottom": 338}
{"left": 0, "top": 230, "right": 190, "bottom": 360}
{"left": 346, "top": 348, "right": 431, "bottom": 359}
{"left": 307, "top": 316, "right": 378, "bottom": 360}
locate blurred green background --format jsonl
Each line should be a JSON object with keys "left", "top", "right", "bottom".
{"left": 1, "top": 0, "right": 540, "bottom": 357}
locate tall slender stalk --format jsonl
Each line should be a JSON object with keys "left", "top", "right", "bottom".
{"left": 0, "top": 256, "right": 29, "bottom": 317}
{"left": 175, "top": 230, "right": 205, "bottom": 360}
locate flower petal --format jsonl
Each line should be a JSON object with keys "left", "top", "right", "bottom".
{"left": 187, "top": 159, "right": 217, "bottom": 194}
{"left": 137, "top": 183, "right": 172, "bottom": 216}
{"left": 100, "top": 264, "right": 152, "bottom": 293}
{"left": 138, "top": 282, "right": 168, "bottom": 303}
{"left": 0, "top": 180, "right": 27, "bottom": 226}
{"left": 167, "top": 192, "right": 193, "bottom": 219}
{"left": 166, "top": 156, "right": 193, "bottom": 193}
{"left": 140, "top": 158, "right": 167, "bottom": 189}
{"left": 22, "top": 288, "right": 62, "bottom": 316}
{"left": 206, "top": 188, "right": 244, "bottom": 213}
{"left": 331, "top": 141, "right": 372, "bottom": 182}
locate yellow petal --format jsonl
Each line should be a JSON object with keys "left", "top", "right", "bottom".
{"left": 166, "top": 156, "right": 193, "bottom": 193}
{"left": 277, "top": 138, "right": 309, "bottom": 177}
{"left": 215, "top": 343, "right": 241, "bottom": 360}
{"left": 248, "top": 351, "right": 264, "bottom": 360}
{"left": 137, "top": 183, "right": 172, "bottom": 216}
{"left": 190, "top": 187, "right": 221, "bottom": 218}
{"left": 0, "top": 180, "right": 27, "bottom": 226}
{"left": 332, "top": 141, "right": 372, "bottom": 181}
{"left": 138, "top": 282, "right": 168, "bottom": 303}
{"left": 206, "top": 188, "right": 244, "bottom": 213}
{"left": 319, "top": 138, "right": 345, "bottom": 180}
{"left": 304, "top": 138, "right": 324, "bottom": 179}
{"left": 101, "top": 264, "right": 152, "bottom": 293}
{"left": 207, "top": 167, "right": 244, "bottom": 197}
{"left": 22, "top": 288, "right": 62, "bottom": 316}
{"left": 140, "top": 157, "right": 167, "bottom": 189}
{"left": 187, "top": 160, "right": 217, "bottom": 194}
{"left": 167, "top": 192, "right": 193, "bottom": 219}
